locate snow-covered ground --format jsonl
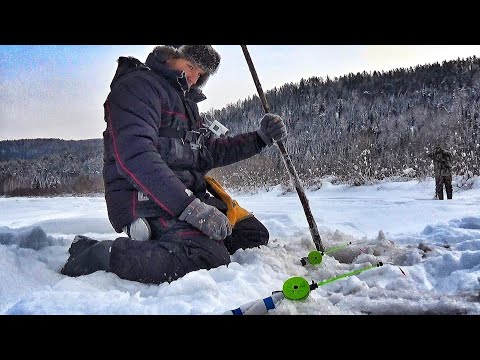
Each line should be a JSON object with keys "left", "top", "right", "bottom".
{"left": 1, "top": 177, "right": 479, "bottom": 315}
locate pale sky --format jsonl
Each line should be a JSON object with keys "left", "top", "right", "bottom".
{"left": 1, "top": 176, "right": 480, "bottom": 314}
{"left": 1, "top": 45, "right": 480, "bottom": 140}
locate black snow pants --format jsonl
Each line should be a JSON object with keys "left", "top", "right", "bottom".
{"left": 61, "top": 200, "right": 269, "bottom": 285}
{"left": 435, "top": 175, "right": 453, "bottom": 200}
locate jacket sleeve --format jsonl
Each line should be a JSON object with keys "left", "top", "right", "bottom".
{"left": 105, "top": 75, "right": 194, "bottom": 217}
{"left": 206, "top": 131, "right": 267, "bottom": 168}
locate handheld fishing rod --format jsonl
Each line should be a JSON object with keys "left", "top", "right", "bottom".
{"left": 224, "top": 262, "right": 385, "bottom": 315}
{"left": 300, "top": 242, "right": 353, "bottom": 266}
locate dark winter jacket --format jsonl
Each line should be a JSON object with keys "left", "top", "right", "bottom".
{"left": 102, "top": 48, "right": 266, "bottom": 233}
{"left": 427, "top": 146, "right": 452, "bottom": 177}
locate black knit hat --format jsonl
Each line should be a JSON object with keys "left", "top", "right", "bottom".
{"left": 177, "top": 45, "right": 221, "bottom": 75}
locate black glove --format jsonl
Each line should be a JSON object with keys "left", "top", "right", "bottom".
{"left": 179, "top": 198, "right": 232, "bottom": 241}
{"left": 257, "top": 113, "right": 287, "bottom": 146}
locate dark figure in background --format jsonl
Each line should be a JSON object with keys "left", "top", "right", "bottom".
{"left": 60, "top": 45, "right": 287, "bottom": 284}
{"left": 427, "top": 144, "right": 453, "bottom": 200}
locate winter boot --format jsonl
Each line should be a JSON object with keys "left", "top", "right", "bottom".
{"left": 61, "top": 235, "right": 113, "bottom": 277}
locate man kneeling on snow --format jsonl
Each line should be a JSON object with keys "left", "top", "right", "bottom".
{"left": 61, "top": 45, "right": 287, "bottom": 284}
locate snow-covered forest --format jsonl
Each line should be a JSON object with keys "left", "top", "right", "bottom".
{"left": 1, "top": 56, "right": 479, "bottom": 195}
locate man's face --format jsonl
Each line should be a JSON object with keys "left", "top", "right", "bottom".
{"left": 166, "top": 58, "right": 206, "bottom": 89}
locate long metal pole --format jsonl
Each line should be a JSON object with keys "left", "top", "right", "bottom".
{"left": 240, "top": 45, "right": 325, "bottom": 253}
